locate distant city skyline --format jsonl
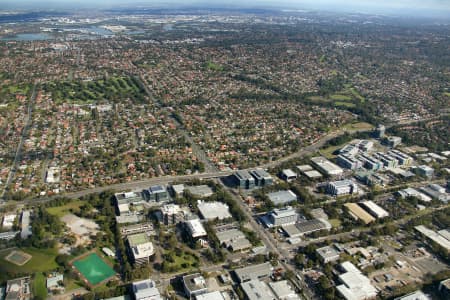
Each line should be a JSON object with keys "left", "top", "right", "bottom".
{"left": 1, "top": 0, "right": 450, "bottom": 18}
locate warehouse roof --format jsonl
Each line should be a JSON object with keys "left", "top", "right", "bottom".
{"left": 197, "top": 201, "right": 232, "bottom": 220}
{"left": 344, "top": 203, "right": 376, "bottom": 224}
{"left": 267, "top": 190, "right": 297, "bottom": 205}
{"left": 234, "top": 262, "right": 273, "bottom": 283}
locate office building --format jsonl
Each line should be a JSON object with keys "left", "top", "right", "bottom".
{"left": 249, "top": 169, "right": 273, "bottom": 187}
{"left": 145, "top": 185, "right": 169, "bottom": 202}
{"left": 326, "top": 180, "right": 358, "bottom": 196}
{"left": 339, "top": 144, "right": 359, "bottom": 157}
{"left": 182, "top": 273, "right": 208, "bottom": 298}
{"left": 133, "top": 279, "right": 162, "bottom": 300}
{"left": 356, "top": 140, "right": 374, "bottom": 152}
{"left": 127, "top": 233, "right": 154, "bottom": 265}
{"left": 375, "top": 124, "right": 385, "bottom": 138}
{"left": 233, "top": 170, "right": 256, "bottom": 189}
{"left": 185, "top": 219, "right": 207, "bottom": 238}
{"left": 373, "top": 152, "right": 398, "bottom": 169}
{"left": 358, "top": 154, "right": 383, "bottom": 171}
{"left": 265, "top": 206, "right": 299, "bottom": 227}
{"left": 337, "top": 154, "right": 363, "bottom": 170}
{"left": 388, "top": 150, "right": 413, "bottom": 166}
{"left": 160, "top": 204, "right": 184, "bottom": 225}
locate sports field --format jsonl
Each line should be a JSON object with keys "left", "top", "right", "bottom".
{"left": 73, "top": 253, "right": 115, "bottom": 285}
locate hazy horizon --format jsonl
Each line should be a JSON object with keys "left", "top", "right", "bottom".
{"left": 1, "top": 0, "right": 450, "bottom": 19}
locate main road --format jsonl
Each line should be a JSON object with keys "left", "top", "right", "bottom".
{"left": 1, "top": 83, "right": 37, "bottom": 199}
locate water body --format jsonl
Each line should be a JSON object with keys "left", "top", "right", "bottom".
{"left": 1, "top": 32, "right": 54, "bottom": 41}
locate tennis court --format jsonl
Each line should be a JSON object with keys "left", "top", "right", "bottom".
{"left": 73, "top": 253, "right": 115, "bottom": 285}
{"left": 5, "top": 250, "right": 32, "bottom": 266}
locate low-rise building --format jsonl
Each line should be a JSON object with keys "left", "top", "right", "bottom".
{"left": 2, "top": 214, "right": 16, "bottom": 230}
{"left": 316, "top": 245, "right": 341, "bottom": 263}
{"left": 267, "top": 190, "right": 297, "bottom": 206}
{"left": 344, "top": 203, "right": 375, "bottom": 224}
{"left": 185, "top": 185, "right": 214, "bottom": 198}
{"left": 196, "top": 291, "right": 227, "bottom": 300}
{"left": 414, "top": 165, "right": 434, "bottom": 178}
{"left": 336, "top": 262, "right": 378, "bottom": 300}
{"left": 304, "top": 170, "right": 323, "bottom": 179}
{"left": 326, "top": 180, "right": 358, "bottom": 196}
{"left": 234, "top": 262, "right": 273, "bottom": 283}
{"left": 215, "top": 227, "right": 252, "bottom": 252}
{"left": 46, "top": 273, "right": 64, "bottom": 293}
{"left": 20, "top": 210, "right": 32, "bottom": 239}
{"left": 5, "top": 276, "right": 31, "bottom": 300}
{"left": 197, "top": 201, "right": 232, "bottom": 220}
{"left": 127, "top": 233, "right": 154, "bottom": 265}
{"left": 397, "top": 188, "right": 432, "bottom": 202}
{"left": 268, "top": 280, "right": 301, "bottom": 300}
{"left": 0, "top": 231, "right": 19, "bottom": 240}
{"left": 294, "top": 219, "right": 331, "bottom": 236}
{"left": 185, "top": 219, "right": 207, "bottom": 238}
{"left": 359, "top": 201, "right": 389, "bottom": 219}
{"left": 133, "top": 279, "right": 162, "bottom": 300}
{"left": 394, "top": 290, "right": 432, "bottom": 300}
{"left": 120, "top": 222, "right": 154, "bottom": 236}
{"left": 311, "top": 156, "right": 343, "bottom": 176}
{"left": 241, "top": 279, "right": 275, "bottom": 300}
{"left": 384, "top": 136, "right": 402, "bottom": 148}
{"left": 438, "top": 278, "right": 450, "bottom": 299}
{"left": 170, "top": 184, "right": 185, "bottom": 197}
{"left": 414, "top": 225, "right": 450, "bottom": 253}
{"left": 280, "top": 169, "right": 297, "bottom": 182}
{"left": 182, "top": 273, "right": 208, "bottom": 298}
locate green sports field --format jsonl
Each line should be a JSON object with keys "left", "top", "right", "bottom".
{"left": 73, "top": 253, "right": 115, "bottom": 285}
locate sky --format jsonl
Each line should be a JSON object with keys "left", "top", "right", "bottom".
{"left": 1, "top": 0, "right": 450, "bottom": 18}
